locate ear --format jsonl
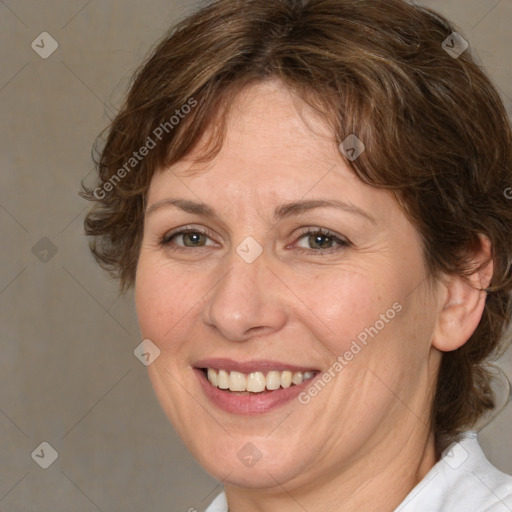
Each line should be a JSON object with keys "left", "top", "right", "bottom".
{"left": 432, "top": 236, "right": 493, "bottom": 352}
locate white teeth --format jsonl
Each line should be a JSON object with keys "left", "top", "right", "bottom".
{"left": 292, "top": 371, "right": 303, "bottom": 385}
{"left": 205, "top": 368, "right": 315, "bottom": 392}
{"left": 266, "top": 370, "right": 281, "bottom": 390}
{"left": 207, "top": 368, "right": 218, "bottom": 387}
{"left": 229, "top": 371, "right": 246, "bottom": 392}
{"left": 246, "top": 372, "right": 266, "bottom": 392}
{"left": 281, "top": 370, "right": 292, "bottom": 388}
{"left": 218, "top": 369, "right": 230, "bottom": 389}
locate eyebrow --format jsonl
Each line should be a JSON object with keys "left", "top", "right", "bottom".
{"left": 145, "top": 198, "right": 376, "bottom": 224}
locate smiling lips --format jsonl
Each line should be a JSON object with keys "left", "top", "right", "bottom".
{"left": 194, "top": 359, "right": 320, "bottom": 414}
{"left": 206, "top": 368, "right": 316, "bottom": 393}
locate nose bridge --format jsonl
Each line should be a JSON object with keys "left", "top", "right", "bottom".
{"left": 201, "top": 244, "right": 286, "bottom": 341}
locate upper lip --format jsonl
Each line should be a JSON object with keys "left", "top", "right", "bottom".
{"left": 193, "top": 358, "right": 318, "bottom": 374}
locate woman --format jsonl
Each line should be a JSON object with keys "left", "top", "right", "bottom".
{"left": 83, "top": 0, "right": 512, "bottom": 510}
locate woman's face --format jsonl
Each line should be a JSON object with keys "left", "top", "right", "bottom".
{"left": 135, "top": 81, "right": 442, "bottom": 490}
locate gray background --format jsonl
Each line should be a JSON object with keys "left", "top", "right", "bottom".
{"left": 1, "top": 0, "right": 511, "bottom": 511}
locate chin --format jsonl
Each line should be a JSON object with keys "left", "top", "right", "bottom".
{"left": 189, "top": 435, "right": 311, "bottom": 490}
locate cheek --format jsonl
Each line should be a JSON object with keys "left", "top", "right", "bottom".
{"left": 296, "top": 266, "right": 395, "bottom": 352}
{"left": 134, "top": 257, "right": 205, "bottom": 352}
{"left": 298, "top": 261, "right": 431, "bottom": 393}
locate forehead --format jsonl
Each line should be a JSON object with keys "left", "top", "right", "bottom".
{"left": 146, "top": 81, "right": 395, "bottom": 220}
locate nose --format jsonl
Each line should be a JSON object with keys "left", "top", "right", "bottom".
{"left": 201, "top": 249, "right": 288, "bottom": 342}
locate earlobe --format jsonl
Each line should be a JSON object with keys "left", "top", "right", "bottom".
{"left": 432, "top": 236, "right": 493, "bottom": 353}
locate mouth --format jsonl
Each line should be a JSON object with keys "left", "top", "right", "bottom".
{"left": 201, "top": 368, "right": 317, "bottom": 394}
{"left": 193, "top": 359, "right": 320, "bottom": 414}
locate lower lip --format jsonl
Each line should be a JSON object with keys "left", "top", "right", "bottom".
{"left": 194, "top": 369, "right": 317, "bottom": 415}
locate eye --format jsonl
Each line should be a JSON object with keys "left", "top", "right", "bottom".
{"left": 161, "top": 227, "right": 217, "bottom": 250}
{"left": 293, "top": 228, "right": 350, "bottom": 253}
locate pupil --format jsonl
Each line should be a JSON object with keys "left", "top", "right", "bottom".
{"left": 185, "top": 232, "right": 203, "bottom": 246}
{"left": 311, "top": 233, "right": 331, "bottom": 249}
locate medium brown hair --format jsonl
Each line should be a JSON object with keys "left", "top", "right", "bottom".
{"left": 82, "top": 0, "right": 512, "bottom": 447}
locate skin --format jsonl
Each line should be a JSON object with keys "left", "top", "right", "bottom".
{"left": 135, "top": 80, "right": 492, "bottom": 511}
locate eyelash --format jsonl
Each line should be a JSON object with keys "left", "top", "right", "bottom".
{"left": 161, "top": 226, "right": 217, "bottom": 253}
{"left": 160, "top": 226, "right": 351, "bottom": 254}
{"left": 293, "top": 227, "right": 350, "bottom": 254}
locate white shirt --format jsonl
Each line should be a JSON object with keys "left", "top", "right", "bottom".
{"left": 205, "top": 432, "right": 512, "bottom": 511}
